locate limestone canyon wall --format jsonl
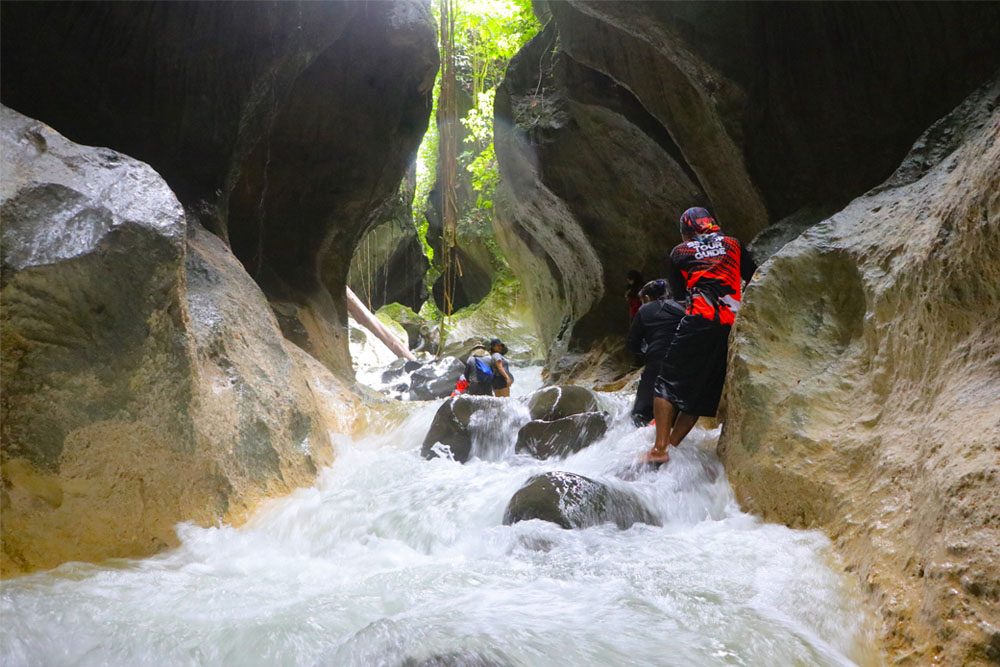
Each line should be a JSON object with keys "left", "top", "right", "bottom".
{"left": 347, "top": 166, "right": 430, "bottom": 313}
{"left": 1, "top": 0, "right": 439, "bottom": 376}
{"left": 0, "top": 107, "right": 363, "bottom": 575}
{"left": 0, "top": 2, "right": 438, "bottom": 574}
{"left": 495, "top": 0, "right": 1000, "bottom": 354}
{"left": 720, "top": 79, "right": 1000, "bottom": 665}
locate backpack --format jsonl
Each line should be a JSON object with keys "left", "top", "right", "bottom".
{"left": 466, "top": 356, "right": 494, "bottom": 386}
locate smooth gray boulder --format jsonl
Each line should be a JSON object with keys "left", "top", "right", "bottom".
{"left": 514, "top": 412, "right": 609, "bottom": 459}
{"left": 420, "top": 395, "right": 506, "bottom": 462}
{"left": 503, "top": 471, "right": 659, "bottom": 529}
{"left": 526, "top": 385, "right": 600, "bottom": 421}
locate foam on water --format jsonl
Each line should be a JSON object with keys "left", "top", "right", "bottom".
{"left": 1, "top": 379, "right": 878, "bottom": 666}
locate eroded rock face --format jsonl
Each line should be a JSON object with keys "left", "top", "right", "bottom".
{"left": 431, "top": 244, "right": 496, "bottom": 312}
{"left": 495, "top": 22, "right": 705, "bottom": 351}
{"left": 502, "top": 471, "right": 658, "bottom": 529}
{"left": 495, "top": 1, "right": 1000, "bottom": 353}
{"left": 719, "top": 79, "right": 1000, "bottom": 664}
{"left": 0, "top": 107, "right": 359, "bottom": 575}
{"left": 348, "top": 167, "right": 429, "bottom": 313}
{"left": 1, "top": 1, "right": 439, "bottom": 376}
{"left": 514, "top": 412, "right": 609, "bottom": 460}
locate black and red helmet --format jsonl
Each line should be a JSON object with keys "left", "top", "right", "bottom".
{"left": 679, "top": 207, "right": 721, "bottom": 236}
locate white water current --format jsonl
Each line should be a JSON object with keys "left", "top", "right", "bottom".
{"left": 1, "top": 365, "right": 878, "bottom": 666}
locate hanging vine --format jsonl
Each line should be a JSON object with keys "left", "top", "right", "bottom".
{"left": 438, "top": 0, "right": 460, "bottom": 351}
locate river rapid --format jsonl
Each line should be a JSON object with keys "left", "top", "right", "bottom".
{"left": 2, "top": 366, "right": 879, "bottom": 666}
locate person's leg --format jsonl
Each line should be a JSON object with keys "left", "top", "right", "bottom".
{"left": 645, "top": 396, "right": 676, "bottom": 462}
{"left": 632, "top": 365, "right": 656, "bottom": 426}
{"left": 495, "top": 386, "right": 510, "bottom": 397}
{"left": 668, "top": 412, "right": 699, "bottom": 447}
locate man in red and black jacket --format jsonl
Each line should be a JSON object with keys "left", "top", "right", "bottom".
{"left": 646, "top": 207, "right": 757, "bottom": 464}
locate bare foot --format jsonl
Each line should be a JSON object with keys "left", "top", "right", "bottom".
{"left": 644, "top": 448, "right": 671, "bottom": 464}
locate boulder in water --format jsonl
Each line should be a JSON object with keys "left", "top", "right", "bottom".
{"left": 503, "top": 471, "right": 659, "bottom": 529}
{"left": 381, "top": 367, "right": 408, "bottom": 385}
{"left": 400, "top": 652, "right": 508, "bottom": 667}
{"left": 421, "top": 395, "right": 505, "bottom": 462}
{"left": 408, "top": 356, "right": 465, "bottom": 401}
{"left": 514, "top": 412, "right": 609, "bottom": 459}
{"left": 526, "top": 385, "right": 600, "bottom": 421}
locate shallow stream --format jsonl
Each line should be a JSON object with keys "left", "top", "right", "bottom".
{"left": 2, "top": 367, "right": 877, "bottom": 666}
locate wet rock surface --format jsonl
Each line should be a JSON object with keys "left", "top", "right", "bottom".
{"left": 719, "top": 78, "right": 1000, "bottom": 664}
{"left": 0, "top": 107, "right": 359, "bottom": 575}
{"left": 495, "top": 1, "right": 1000, "bottom": 353}
{"left": 365, "top": 356, "right": 465, "bottom": 402}
{"left": 422, "top": 385, "right": 609, "bottom": 463}
{"left": 503, "top": 471, "right": 659, "bottom": 530}
{"left": 1, "top": 1, "right": 439, "bottom": 376}
{"left": 408, "top": 357, "right": 466, "bottom": 401}
{"left": 421, "top": 395, "right": 507, "bottom": 463}
{"left": 526, "top": 385, "right": 600, "bottom": 421}
{"left": 399, "top": 652, "right": 508, "bottom": 667}
{"left": 348, "top": 167, "right": 429, "bottom": 314}
{"left": 514, "top": 412, "right": 609, "bottom": 460}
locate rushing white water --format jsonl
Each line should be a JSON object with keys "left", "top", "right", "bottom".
{"left": 1, "top": 371, "right": 878, "bottom": 667}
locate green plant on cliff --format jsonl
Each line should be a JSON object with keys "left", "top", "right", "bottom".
{"left": 414, "top": 0, "right": 539, "bottom": 241}
{"left": 407, "top": 0, "right": 540, "bottom": 347}
{"left": 457, "top": 1, "right": 538, "bottom": 217}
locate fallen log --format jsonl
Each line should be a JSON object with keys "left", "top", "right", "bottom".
{"left": 345, "top": 287, "right": 417, "bottom": 361}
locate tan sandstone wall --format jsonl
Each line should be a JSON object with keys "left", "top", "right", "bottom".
{"left": 719, "top": 79, "right": 1000, "bottom": 664}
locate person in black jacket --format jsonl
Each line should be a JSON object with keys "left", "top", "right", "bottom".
{"left": 646, "top": 207, "right": 757, "bottom": 464}
{"left": 627, "top": 279, "right": 686, "bottom": 426}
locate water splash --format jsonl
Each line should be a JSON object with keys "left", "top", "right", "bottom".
{"left": 1, "top": 387, "right": 879, "bottom": 667}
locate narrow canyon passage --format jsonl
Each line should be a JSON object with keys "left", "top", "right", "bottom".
{"left": 2, "top": 2, "right": 998, "bottom": 664}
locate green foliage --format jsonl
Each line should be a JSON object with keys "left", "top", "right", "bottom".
{"left": 414, "top": 74, "right": 440, "bottom": 265}
{"left": 456, "top": 1, "right": 538, "bottom": 220}
{"left": 461, "top": 90, "right": 499, "bottom": 209}
{"left": 460, "top": 0, "right": 539, "bottom": 97}
{"left": 409, "top": 0, "right": 540, "bottom": 330}
{"left": 413, "top": 0, "right": 540, "bottom": 224}
{"left": 418, "top": 297, "right": 442, "bottom": 322}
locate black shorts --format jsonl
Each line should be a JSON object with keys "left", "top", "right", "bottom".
{"left": 653, "top": 315, "right": 731, "bottom": 417}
